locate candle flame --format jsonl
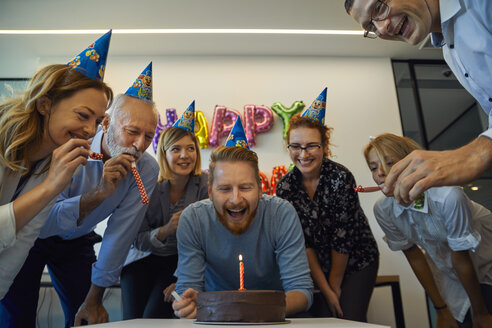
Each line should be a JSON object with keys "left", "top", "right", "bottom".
{"left": 239, "top": 254, "right": 243, "bottom": 261}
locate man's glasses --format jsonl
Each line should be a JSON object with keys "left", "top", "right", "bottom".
{"left": 364, "top": 0, "right": 390, "bottom": 39}
{"left": 287, "top": 144, "right": 322, "bottom": 154}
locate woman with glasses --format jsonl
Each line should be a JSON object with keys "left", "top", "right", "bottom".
{"left": 276, "top": 112, "right": 379, "bottom": 322}
{"left": 120, "top": 108, "right": 208, "bottom": 320}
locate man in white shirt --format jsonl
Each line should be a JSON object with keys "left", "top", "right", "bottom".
{"left": 345, "top": 0, "right": 492, "bottom": 204}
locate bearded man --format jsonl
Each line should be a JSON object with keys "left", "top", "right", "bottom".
{"left": 172, "top": 146, "right": 313, "bottom": 319}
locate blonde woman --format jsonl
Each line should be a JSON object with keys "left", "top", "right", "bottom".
{"left": 365, "top": 133, "right": 492, "bottom": 328}
{"left": 0, "top": 64, "right": 112, "bottom": 299}
{"left": 121, "top": 126, "right": 208, "bottom": 319}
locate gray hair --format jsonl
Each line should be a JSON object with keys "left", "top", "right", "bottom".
{"left": 106, "top": 93, "right": 158, "bottom": 123}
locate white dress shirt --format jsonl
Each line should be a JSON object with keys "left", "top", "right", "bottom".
{"left": 374, "top": 186, "right": 492, "bottom": 322}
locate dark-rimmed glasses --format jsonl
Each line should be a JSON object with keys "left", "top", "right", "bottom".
{"left": 364, "top": 0, "right": 390, "bottom": 39}
{"left": 287, "top": 144, "right": 322, "bottom": 154}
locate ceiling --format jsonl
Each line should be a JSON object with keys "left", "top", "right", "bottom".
{"left": 0, "top": 0, "right": 443, "bottom": 59}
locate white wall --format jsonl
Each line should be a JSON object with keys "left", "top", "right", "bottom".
{"left": 30, "top": 55, "right": 428, "bottom": 327}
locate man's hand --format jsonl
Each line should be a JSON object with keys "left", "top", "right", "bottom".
{"left": 383, "top": 137, "right": 492, "bottom": 204}
{"left": 96, "top": 154, "right": 134, "bottom": 199}
{"left": 172, "top": 288, "right": 198, "bottom": 319}
{"left": 79, "top": 154, "right": 135, "bottom": 222}
{"left": 74, "top": 301, "right": 109, "bottom": 326}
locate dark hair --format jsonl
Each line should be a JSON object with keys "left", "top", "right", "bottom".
{"left": 209, "top": 146, "right": 261, "bottom": 187}
{"left": 286, "top": 114, "right": 333, "bottom": 158}
{"left": 344, "top": 0, "right": 354, "bottom": 13}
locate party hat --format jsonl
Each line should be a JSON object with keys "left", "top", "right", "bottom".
{"left": 173, "top": 100, "right": 195, "bottom": 132}
{"left": 125, "top": 62, "right": 153, "bottom": 101}
{"left": 225, "top": 117, "right": 249, "bottom": 149}
{"left": 67, "top": 30, "right": 111, "bottom": 81}
{"left": 301, "top": 87, "right": 327, "bottom": 124}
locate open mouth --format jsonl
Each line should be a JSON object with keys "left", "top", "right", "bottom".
{"left": 298, "top": 158, "right": 313, "bottom": 166}
{"left": 226, "top": 208, "right": 247, "bottom": 220}
{"left": 397, "top": 16, "right": 409, "bottom": 37}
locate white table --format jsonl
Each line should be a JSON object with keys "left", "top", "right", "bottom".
{"left": 83, "top": 318, "right": 390, "bottom": 327}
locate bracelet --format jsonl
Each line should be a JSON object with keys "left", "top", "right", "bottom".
{"left": 434, "top": 304, "right": 447, "bottom": 311}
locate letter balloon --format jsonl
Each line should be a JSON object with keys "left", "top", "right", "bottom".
{"left": 271, "top": 101, "right": 305, "bottom": 139}
{"left": 195, "top": 110, "right": 209, "bottom": 149}
{"left": 244, "top": 105, "right": 274, "bottom": 147}
{"left": 152, "top": 113, "right": 166, "bottom": 153}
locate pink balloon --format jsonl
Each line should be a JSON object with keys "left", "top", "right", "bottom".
{"left": 255, "top": 105, "right": 274, "bottom": 133}
{"left": 244, "top": 105, "right": 274, "bottom": 147}
{"left": 220, "top": 108, "right": 240, "bottom": 137}
{"left": 244, "top": 105, "right": 257, "bottom": 147}
{"left": 209, "top": 105, "right": 241, "bottom": 147}
{"left": 209, "top": 105, "right": 227, "bottom": 147}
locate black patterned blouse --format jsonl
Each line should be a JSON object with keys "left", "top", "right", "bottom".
{"left": 276, "top": 158, "right": 379, "bottom": 275}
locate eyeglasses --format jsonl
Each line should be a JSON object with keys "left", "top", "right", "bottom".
{"left": 364, "top": 0, "right": 390, "bottom": 39}
{"left": 287, "top": 144, "right": 322, "bottom": 153}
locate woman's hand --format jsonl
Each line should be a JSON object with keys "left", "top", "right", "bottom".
{"left": 322, "top": 287, "right": 343, "bottom": 318}
{"left": 158, "top": 210, "right": 183, "bottom": 241}
{"left": 435, "top": 307, "right": 458, "bottom": 328}
{"left": 163, "top": 283, "right": 176, "bottom": 303}
{"left": 43, "top": 138, "right": 92, "bottom": 195}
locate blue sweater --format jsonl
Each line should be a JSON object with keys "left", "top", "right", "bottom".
{"left": 175, "top": 195, "right": 313, "bottom": 309}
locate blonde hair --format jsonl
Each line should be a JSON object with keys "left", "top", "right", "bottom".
{"left": 363, "top": 133, "right": 421, "bottom": 174}
{"left": 286, "top": 114, "right": 333, "bottom": 158}
{"left": 208, "top": 146, "right": 261, "bottom": 187}
{"left": 156, "top": 127, "right": 202, "bottom": 183}
{"left": 0, "top": 64, "right": 113, "bottom": 173}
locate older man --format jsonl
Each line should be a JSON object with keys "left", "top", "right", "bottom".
{"left": 0, "top": 64, "right": 159, "bottom": 328}
{"left": 346, "top": 0, "right": 492, "bottom": 204}
{"left": 172, "top": 142, "right": 313, "bottom": 319}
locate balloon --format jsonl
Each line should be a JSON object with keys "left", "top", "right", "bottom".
{"left": 195, "top": 110, "right": 209, "bottom": 149}
{"left": 271, "top": 101, "right": 305, "bottom": 139}
{"left": 165, "top": 108, "right": 178, "bottom": 128}
{"left": 270, "top": 165, "right": 288, "bottom": 195}
{"left": 244, "top": 105, "right": 274, "bottom": 147}
{"left": 221, "top": 108, "right": 240, "bottom": 137}
{"left": 209, "top": 105, "right": 241, "bottom": 147}
{"left": 259, "top": 171, "right": 270, "bottom": 194}
{"left": 152, "top": 113, "right": 166, "bottom": 153}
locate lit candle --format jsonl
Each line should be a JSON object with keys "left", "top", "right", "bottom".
{"left": 238, "top": 254, "right": 245, "bottom": 291}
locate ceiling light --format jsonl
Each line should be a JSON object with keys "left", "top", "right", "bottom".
{"left": 471, "top": 186, "right": 479, "bottom": 191}
{"left": 0, "top": 28, "right": 364, "bottom": 36}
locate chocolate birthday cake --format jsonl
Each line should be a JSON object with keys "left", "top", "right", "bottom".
{"left": 196, "top": 290, "right": 286, "bottom": 322}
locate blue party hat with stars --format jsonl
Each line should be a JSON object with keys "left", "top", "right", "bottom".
{"left": 125, "top": 62, "right": 153, "bottom": 101}
{"left": 225, "top": 117, "right": 249, "bottom": 149}
{"left": 173, "top": 100, "right": 195, "bottom": 132}
{"left": 67, "top": 30, "right": 111, "bottom": 81}
{"left": 301, "top": 87, "right": 327, "bottom": 124}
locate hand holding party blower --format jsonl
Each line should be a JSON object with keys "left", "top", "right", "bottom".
{"left": 89, "top": 151, "right": 150, "bottom": 204}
